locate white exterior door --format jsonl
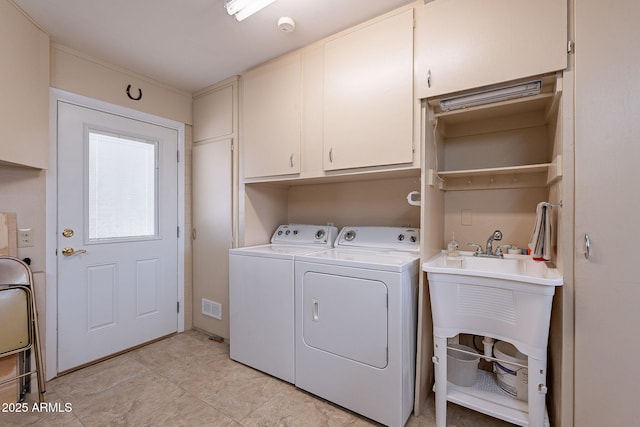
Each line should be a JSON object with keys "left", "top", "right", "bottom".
{"left": 56, "top": 101, "right": 179, "bottom": 372}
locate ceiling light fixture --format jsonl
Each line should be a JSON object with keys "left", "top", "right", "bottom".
{"left": 224, "top": 0, "right": 278, "bottom": 21}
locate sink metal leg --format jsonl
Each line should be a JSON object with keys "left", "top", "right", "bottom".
{"left": 433, "top": 335, "right": 448, "bottom": 427}
{"left": 528, "top": 356, "right": 547, "bottom": 427}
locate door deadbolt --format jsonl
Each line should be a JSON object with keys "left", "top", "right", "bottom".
{"left": 62, "top": 228, "right": 74, "bottom": 238}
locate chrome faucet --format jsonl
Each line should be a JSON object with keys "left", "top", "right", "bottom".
{"left": 467, "top": 229, "right": 504, "bottom": 258}
{"left": 485, "top": 229, "right": 503, "bottom": 256}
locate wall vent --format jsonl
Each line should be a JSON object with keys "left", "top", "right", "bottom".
{"left": 202, "top": 298, "right": 222, "bottom": 320}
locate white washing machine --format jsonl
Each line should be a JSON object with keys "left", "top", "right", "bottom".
{"left": 229, "top": 224, "right": 338, "bottom": 383}
{"left": 294, "top": 226, "right": 420, "bottom": 427}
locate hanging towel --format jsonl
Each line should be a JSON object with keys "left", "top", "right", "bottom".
{"left": 528, "top": 202, "right": 551, "bottom": 261}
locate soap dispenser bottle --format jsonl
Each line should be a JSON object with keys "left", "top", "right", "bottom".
{"left": 447, "top": 232, "right": 459, "bottom": 257}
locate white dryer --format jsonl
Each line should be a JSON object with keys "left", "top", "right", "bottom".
{"left": 229, "top": 224, "right": 338, "bottom": 383}
{"left": 294, "top": 226, "right": 420, "bottom": 427}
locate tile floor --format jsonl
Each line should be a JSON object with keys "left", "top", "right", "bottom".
{"left": 2, "top": 330, "right": 514, "bottom": 426}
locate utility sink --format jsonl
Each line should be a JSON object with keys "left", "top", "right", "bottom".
{"left": 422, "top": 251, "right": 563, "bottom": 287}
{"left": 423, "top": 251, "right": 564, "bottom": 359}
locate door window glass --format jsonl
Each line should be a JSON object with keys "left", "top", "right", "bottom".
{"left": 88, "top": 130, "right": 158, "bottom": 241}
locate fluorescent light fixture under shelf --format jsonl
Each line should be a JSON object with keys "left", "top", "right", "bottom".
{"left": 439, "top": 80, "right": 542, "bottom": 111}
{"left": 225, "top": 0, "right": 277, "bottom": 21}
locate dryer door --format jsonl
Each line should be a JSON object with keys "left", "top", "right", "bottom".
{"left": 301, "top": 271, "right": 388, "bottom": 368}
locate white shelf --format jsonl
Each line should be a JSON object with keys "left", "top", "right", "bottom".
{"left": 438, "top": 163, "right": 551, "bottom": 178}
{"left": 445, "top": 370, "right": 549, "bottom": 427}
{"left": 435, "top": 164, "right": 551, "bottom": 191}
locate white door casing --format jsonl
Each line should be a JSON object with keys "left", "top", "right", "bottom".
{"left": 46, "top": 90, "right": 185, "bottom": 377}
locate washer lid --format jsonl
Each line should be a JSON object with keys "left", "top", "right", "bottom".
{"left": 229, "top": 244, "right": 328, "bottom": 260}
{"left": 296, "top": 248, "right": 419, "bottom": 272}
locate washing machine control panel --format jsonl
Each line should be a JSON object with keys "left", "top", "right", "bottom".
{"left": 271, "top": 224, "right": 338, "bottom": 247}
{"left": 336, "top": 226, "right": 420, "bottom": 251}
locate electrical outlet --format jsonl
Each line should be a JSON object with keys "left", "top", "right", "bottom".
{"left": 17, "top": 228, "right": 34, "bottom": 248}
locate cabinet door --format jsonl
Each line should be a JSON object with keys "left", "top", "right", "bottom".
{"left": 192, "top": 139, "right": 233, "bottom": 339}
{"left": 417, "top": 0, "right": 567, "bottom": 98}
{"left": 323, "top": 9, "right": 414, "bottom": 171}
{"left": 0, "top": 1, "right": 49, "bottom": 169}
{"left": 193, "top": 84, "right": 234, "bottom": 142}
{"left": 574, "top": 1, "right": 640, "bottom": 425}
{"left": 241, "top": 53, "right": 301, "bottom": 178}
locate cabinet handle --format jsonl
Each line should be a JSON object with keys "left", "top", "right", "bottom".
{"left": 427, "top": 69, "right": 432, "bottom": 88}
{"left": 584, "top": 234, "right": 591, "bottom": 260}
{"left": 289, "top": 153, "right": 294, "bottom": 168}
{"left": 312, "top": 299, "right": 319, "bottom": 321}
{"left": 329, "top": 148, "right": 333, "bottom": 163}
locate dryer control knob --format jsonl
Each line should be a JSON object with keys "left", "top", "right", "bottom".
{"left": 398, "top": 234, "right": 405, "bottom": 241}
{"left": 344, "top": 230, "right": 356, "bottom": 241}
{"left": 315, "top": 229, "right": 326, "bottom": 240}
{"left": 410, "top": 235, "right": 417, "bottom": 243}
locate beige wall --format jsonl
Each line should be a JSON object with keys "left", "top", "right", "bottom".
{"left": 444, "top": 187, "right": 549, "bottom": 253}
{"left": 288, "top": 177, "right": 421, "bottom": 230}
{"left": 0, "top": 165, "right": 47, "bottom": 372}
{"left": 243, "top": 176, "right": 422, "bottom": 246}
{"left": 243, "top": 184, "right": 289, "bottom": 247}
{"left": 0, "top": 166, "right": 46, "bottom": 271}
{"left": 50, "top": 44, "right": 192, "bottom": 125}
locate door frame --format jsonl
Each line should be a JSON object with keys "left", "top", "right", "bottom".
{"left": 45, "top": 88, "right": 186, "bottom": 379}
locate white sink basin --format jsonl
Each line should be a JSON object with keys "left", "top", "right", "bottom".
{"left": 422, "top": 251, "right": 563, "bottom": 287}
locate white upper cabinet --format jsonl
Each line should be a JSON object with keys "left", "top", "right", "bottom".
{"left": 241, "top": 52, "right": 301, "bottom": 179}
{"left": 323, "top": 8, "right": 414, "bottom": 171}
{"left": 0, "top": 1, "right": 49, "bottom": 169}
{"left": 416, "top": 0, "right": 567, "bottom": 98}
{"left": 193, "top": 82, "right": 235, "bottom": 143}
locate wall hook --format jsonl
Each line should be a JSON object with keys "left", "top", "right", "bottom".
{"left": 126, "top": 84, "right": 142, "bottom": 101}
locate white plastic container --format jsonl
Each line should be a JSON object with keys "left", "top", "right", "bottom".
{"left": 447, "top": 344, "right": 479, "bottom": 387}
{"left": 493, "top": 341, "right": 528, "bottom": 401}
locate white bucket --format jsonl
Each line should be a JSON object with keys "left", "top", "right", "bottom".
{"left": 493, "top": 341, "right": 528, "bottom": 401}
{"left": 447, "top": 344, "right": 479, "bottom": 387}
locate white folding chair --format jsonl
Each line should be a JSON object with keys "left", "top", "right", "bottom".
{"left": 0, "top": 256, "right": 45, "bottom": 402}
